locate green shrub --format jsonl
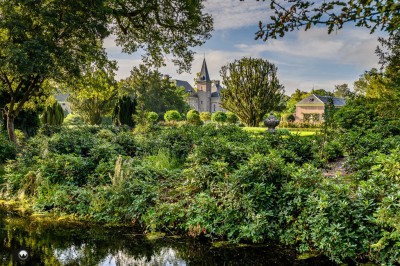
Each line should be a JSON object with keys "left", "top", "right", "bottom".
{"left": 39, "top": 154, "right": 95, "bottom": 186}
{"left": 211, "top": 111, "right": 227, "bottom": 123}
{"left": 226, "top": 111, "right": 238, "bottom": 124}
{"left": 147, "top": 112, "right": 159, "bottom": 124}
{"left": 63, "top": 113, "right": 85, "bottom": 126}
{"left": 200, "top": 111, "right": 211, "bottom": 122}
{"left": 0, "top": 132, "right": 16, "bottom": 163}
{"left": 47, "top": 127, "right": 99, "bottom": 156}
{"left": 164, "top": 110, "right": 181, "bottom": 123}
{"left": 322, "top": 140, "right": 344, "bottom": 161}
{"left": 186, "top": 110, "right": 201, "bottom": 125}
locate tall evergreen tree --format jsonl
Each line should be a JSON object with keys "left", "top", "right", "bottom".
{"left": 112, "top": 96, "right": 136, "bottom": 127}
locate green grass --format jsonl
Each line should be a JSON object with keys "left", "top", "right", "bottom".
{"left": 243, "top": 127, "right": 318, "bottom": 137}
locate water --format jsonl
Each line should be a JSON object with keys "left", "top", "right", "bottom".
{"left": 0, "top": 209, "right": 335, "bottom": 265}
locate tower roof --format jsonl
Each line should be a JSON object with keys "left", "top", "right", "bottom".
{"left": 198, "top": 58, "right": 211, "bottom": 82}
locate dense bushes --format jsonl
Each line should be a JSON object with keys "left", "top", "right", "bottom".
{"left": 1, "top": 121, "right": 400, "bottom": 264}
{"left": 0, "top": 132, "right": 16, "bottom": 163}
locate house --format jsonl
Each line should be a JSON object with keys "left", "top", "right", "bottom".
{"left": 295, "top": 94, "right": 346, "bottom": 123}
{"left": 175, "top": 58, "right": 224, "bottom": 114}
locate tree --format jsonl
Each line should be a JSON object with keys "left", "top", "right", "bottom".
{"left": 0, "top": 0, "right": 212, "bottom": 143}
{"left": 310, "top": 88, "right": 334, "bottom": 97}
{"left": 0, "top": 0, "right": 109, "bottom": 143}
{"left": 121, "top": 65, "right": 189, "bottom": 118}
{"left": 333, "top": 84, "right": 354, "bottom": 99}
{"left": 255, "top": 0, "right": 400, "bottom": 41}
{"left": 285, "top": 89, "right": 309, "bottom": 113}
{"left": 112, "top": 95, "right": 136, "bottom": 127}
{"left": 211, "top": 111, "right": 227, "bottom": 124}
{"left": 220, "top": 57, "right": 284, "bottom": 127}
{"left": 40, "top": 100, "right": 64, "bottom": 126}
{"left": 68, "top": 67, "right": 117, "bottom": 125}
{"left": 353, "top": 34, "right": 400, "bottom": 118}
{"left": 164, "top": 110, "right": 181, "bottom": 123}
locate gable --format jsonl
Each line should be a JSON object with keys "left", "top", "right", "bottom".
{"left": 296, "top": 94, "right": 346, "bottom": 107}
{"left": 296, "top": 94, "right": 325, "bottom": 106}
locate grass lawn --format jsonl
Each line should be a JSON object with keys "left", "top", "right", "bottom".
{"left": 243, "top": 127, "right": 318, "bottom": 137}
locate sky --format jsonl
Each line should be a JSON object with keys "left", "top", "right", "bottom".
{"left": 104, "top": 0, "right": 385, "bottom": 96}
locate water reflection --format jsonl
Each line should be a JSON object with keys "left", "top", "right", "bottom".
{"left": 0, "top": 209, "right": 336, "bottom": 265}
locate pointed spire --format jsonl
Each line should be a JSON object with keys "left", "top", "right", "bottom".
{"left": 198, "top": 58, "right": 211, "bottom": 82}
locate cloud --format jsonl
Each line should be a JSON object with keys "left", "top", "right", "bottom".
{"left": 235, "top": 27, "right": 380, "bottom": 69}
{"left": 204, "top": 0, "right": 270, "bottom": 30}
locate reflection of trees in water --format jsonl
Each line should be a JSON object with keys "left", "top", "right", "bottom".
{"left": 0, "top": 209, "right": 334, "bottom": 265}
{"left": 54, "top": 245, "right": 187, "bottom": 266}
{"left": 0, "top": 211, "right": 190, "bottom": 265}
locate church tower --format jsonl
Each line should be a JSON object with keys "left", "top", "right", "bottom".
{"left": 196, "top": 58, "right": 212, "bottom": 113}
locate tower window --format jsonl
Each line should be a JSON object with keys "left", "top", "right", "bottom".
{"left": 213, "top": 104, "right": 216, "bottom": 112}
{"left": 200, "top": 101, "right": 203, "bottom": 105}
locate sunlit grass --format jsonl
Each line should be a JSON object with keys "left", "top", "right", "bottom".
{"left": 243, "top": 127, "right": 318, "bottom": 137}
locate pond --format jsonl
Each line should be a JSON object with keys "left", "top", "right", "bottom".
{"left": 0, "top": 208, "right": 336, "bottom": 265}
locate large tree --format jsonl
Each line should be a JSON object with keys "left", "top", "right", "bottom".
{"left": 0, "top": 0, "right": 212, "bottom": 143}
{"left": 284, "top": 89, "right": 309, "bottom": 113}
{"left": 255, "top": 0, "right": 399, "bottom": 41}
{"left": 333, "top": 83, "right": 354, "bottom": 99}
{"left": 120, "top": 65, "right": 189, "bottom": 120}
{"left": 220, "top": 57, "right": 284, "bottom": 127}
{"left": 354, "top": 33, "right": 400, "bottom": 118}
{"left": 68, "top": 66, "right": 118, "bottom": 125}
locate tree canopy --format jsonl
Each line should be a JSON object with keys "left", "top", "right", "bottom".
{"left": 0, "top": 0, "right": 212, "bottom": 143}
{"left": 68, "top": 67, "right": 117, "bottom": 125}
{"left": 121, "top": 65, "right": 189, "bottom": 119}
{"left": 354, "top": 33, "right": 400, "bottom": 118}
{"left": 220, "top": 57, "right": 284, "bottom": 127}
{"left": 255, "top": 0, "right": 399, "bottom": 41}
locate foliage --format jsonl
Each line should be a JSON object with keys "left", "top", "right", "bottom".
{"left": 333, "top": 84, "right": 354, "bottom": 99}
{"left": 40, "top": 100, "right": 64, "bottom": 126}
{"left": 226, "top": 111, "right": 239, "bottom": 124}
{"left": 164, "top": 110, "right": 181, "bottom": 123}
{"left": 112, "top": 95, "right": 136, "bottom": 127}
{"left": 186, "top": 110, "right": 201, "bottom": 125}
{"left": 220, "top": 57, "right": 285, "bottom": 127}
{"left": 211, "top": 111, "right": 227, "bottom": 124}
{"left": 0, "top": 0, "right": 212, "bottom": 143}
{"left": 0, "top": 0, "right": 109, "bottom": 143}
{"left": 284, "top": 89, "right": 309, "bottom": 113}
{"left": 63, "top": 114, "right": 85, "bottom": 126}
{"left": 281, "top": 113, "right": 295, "bottom": 122}
{"left": 333, "top": 97, "right": 380, "bottom": 130}
{"left": 256, "top": 0, "right": 400, "bottom": 41}
{"left": 0, "top": 131, "right": 16, "bottom": 163}
{"left": 121, "top": 66, "right": 189, "bottom": 117}
{"left": 199, "top": 112, "right": 211, "bottom": 122}
{"left": 68, "top": 67, "right": 118, "bottom": 125}
{"left": 4, "top": 120, "right": 400, "bottom": 264}
{"left": 146, "top": 112, "right": 159, "bottom": 124}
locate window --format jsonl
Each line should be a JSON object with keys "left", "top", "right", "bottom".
{"left": 213, "top": 104, "right": 216, "bottom": 112}
{"left": 200, "top": 101, "right": 203, "bottom": 105}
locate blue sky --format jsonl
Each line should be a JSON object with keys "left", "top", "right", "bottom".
{"left": 104, "top": 0, "right": 385, "bottom": 95}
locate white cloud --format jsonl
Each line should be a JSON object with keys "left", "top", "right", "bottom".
{"left": 204, "top": 0, "right": 270, "bottom": 30}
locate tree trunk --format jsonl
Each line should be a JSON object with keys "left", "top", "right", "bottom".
{"left": 6, "top": 113, "right": 17, "bottom": 145}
